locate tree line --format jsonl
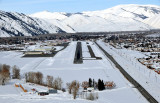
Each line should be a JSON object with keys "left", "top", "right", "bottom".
{"left": 82, "top": 78, "right": 116, "bottom": 91}
{"left": 25, "top": 72, "right": 63, "bottom": 90}
{"left": 0, "top": 63, "right": 116, "bottom": 101}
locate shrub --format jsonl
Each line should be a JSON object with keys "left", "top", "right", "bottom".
{"left": 81, "top": 81, "right": 89, "bottom": 89}
{"left": 105, "top": 81, "right": 116, "bottom": 89}
{"left": 86, "top": 92, "right": 98, "bottom": 101}
{"left": 62, "top": 88, "right": 66, "bottom": 92}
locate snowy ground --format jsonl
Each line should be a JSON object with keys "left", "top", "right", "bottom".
{"left": 0, "top": 41, "right": 148, "bottom": 103}
{"left": 146, "top": 33, "right": 160, "bottom": 37}
{"left": 97, "top": 40, "right": 160, "bottom": 102}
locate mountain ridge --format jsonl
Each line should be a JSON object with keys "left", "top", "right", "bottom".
{"left": 30, "top": 4, "right": 160, "bottom": 32}
{"left": 1, "top": 4, "right": 160, "bottom": 37}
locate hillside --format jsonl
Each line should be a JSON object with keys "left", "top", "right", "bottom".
{"left": 0, "top": 11, "right": 67, "bottom": 37}
{"left": 144, "top": 14, "right": 160, "bottom": 28}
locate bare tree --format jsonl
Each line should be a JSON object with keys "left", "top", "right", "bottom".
{"left": 25, "top": 72, "right": 34, "bottom": 83}
{"left": 46, "top": 75, "right": 53, "bottom": 87}
{"left": 66, "top": 80, "right": 80, "bottom": 99}
{"left": 35, "top": 72, "right": 43, "bottom": 85}
{"left": 72, "top": 80, "right": 80, "bottom": 99}
{"left": 0, "top": 64, "right": 10, "bottom": 85}
{"left": 66, "top": 82, "right": 72, "bottom": 94}
{"left": 25, "top": 72, "right": 43, "bottom": 85}
{"left": 53, "top": 77, "right": 63, "bottom": 90}
{"left": 12, "top": 65, "right": 20, "bottom": 79}
{"left": 28, "top": 72, "right": 35, "bottom": 83}
{"left": 0, "top": 64, "right": 3, "bottom": 85}
{"left": 0, "top": 64, "right": 2, "bottom": 70}
{"left": 25, "top": 72, "right": 29, "bottom": 82}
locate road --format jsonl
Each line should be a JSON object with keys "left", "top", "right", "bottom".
{"left": 95, "top": 41, "right": 158, "bottom": 103}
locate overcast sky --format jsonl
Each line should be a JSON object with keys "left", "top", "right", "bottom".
{"left": 0, "top": 0, "right": 160, "bottom": 14}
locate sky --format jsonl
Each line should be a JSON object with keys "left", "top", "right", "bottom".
{"left": 0, "top": 0, "right": 160, "bottom": 14}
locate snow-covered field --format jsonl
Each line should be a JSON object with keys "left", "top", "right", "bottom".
{"left": 97, "top": 40, "right": 160, "bottom": 102}
{"left": 0, "top": 41, "right": 148, "bottom": 103}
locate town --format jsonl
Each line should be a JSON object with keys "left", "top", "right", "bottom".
{"left": 106, "top": 33, "right": 160, "bottom": 74}
{"left": 0, "top": 31, "right": 160, "bottom": 103}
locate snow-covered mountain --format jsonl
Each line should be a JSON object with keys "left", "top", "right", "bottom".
{"left": 1, "top": 4, "right": 160, "bottom": 37}
{"left": 30, "top": 4, "right": 160, "bottom": 33}
{"left": 144, "top": 14, "right": 160, "bottom": 28}
{"left": 62, "top": 13, "right": 151, "bottom": 32}
{"left": 30, "top": 11, "right": 68, "bottom": 20}
{"left": 0, "top": 11, "right": 68, "bottom": 37}
{"left": 83, "top": 4, "right": 160, "bottom": 21}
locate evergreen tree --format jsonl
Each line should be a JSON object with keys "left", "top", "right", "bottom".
{"left": 98, "top": 79, "right": 101, "bottom": 90}
{"left": 93, "top": 79, "right": 95, "bottom": 88}
{"left": 89, "top": 78, "right": 92, "bottom": 87}
{"left": 98, "top": 79, "right": 105, "bottom": 91}
{"left": 102, "top": 80, "right": 105, "bottom": 90}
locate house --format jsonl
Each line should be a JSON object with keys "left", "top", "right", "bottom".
{"left": 82, "top": 87, "right": 94, "bottom": 92}
{"left": 38, "top": 92, "right": 49, "bottom": 96}
{"left": 47, "top": 88, "right": 57, "bottom": 94}
{"left": 25, "top": 51, "right": 43, "bottom": 55}
{"left": 34, "top": 48, "right": 46, "bottom": 52}
{"left": 87, "top": 87, "right": 94, "bottom": 92}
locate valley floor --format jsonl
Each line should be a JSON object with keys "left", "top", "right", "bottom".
{"left": 0, "top": 41, "right": 148, "bottom": 103}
